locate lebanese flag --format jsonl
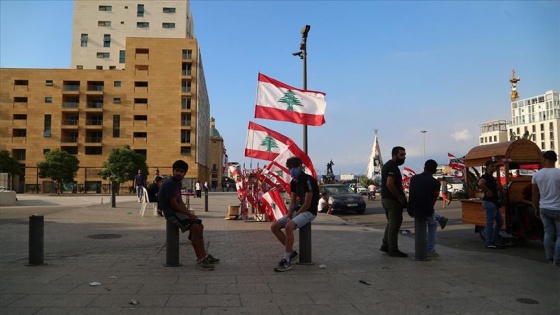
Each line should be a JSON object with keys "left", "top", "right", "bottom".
{"left": 259, "top": 168, "right": 290, "bottom": 192}
{"left": 255, "top": 73, "right": 326, "bottom": 126}
{"left": 260, "top": 189, "right": 288, "bottom": 221}
{"left": 267, "top": 139, "right": 317, "bottom": 179}
{"left": 448, "top": 153, "right": 465, "bottom": 170}
{"left": 245, "top": 122, "right": 290, "bottom": 161}
{"left": 403, "top": 167, "right": 416, "bottom": 178}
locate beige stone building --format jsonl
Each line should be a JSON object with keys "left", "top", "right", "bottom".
{"left": 1, "top": 37, "right": 211, "bottom": 192}
{"left": 71, "top": 0, "right": 194, "bottom": 70}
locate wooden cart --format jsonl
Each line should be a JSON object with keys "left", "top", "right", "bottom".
{"left": 461, "top": 139, "right": 543, "bottom": 242}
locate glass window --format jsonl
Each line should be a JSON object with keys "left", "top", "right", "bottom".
{"left": 162, "top": 23, "right": 175, "bottom": 28}
{"left": 45, "top": 80, "right": 53, "bottom": 86}
{"left": 137, "top": 4, "right": 144, "bottom": 17}
{"left": 119, "top": 50, "right": 125, "bottom": 63}
{"left": 137, "top": 22, "right": 149, "bottom": 28}
{"left": 114, "top": 81, "right": 121, "bottom": 87}
{"left": 96, "top": 52, "right": 110, "bottom": 58}
{"left": 113, "top": 98, "right": 121, "bottom": 104}
{"left": 182, "top": 49, "right": 192, "bottom": 59}
{"left": 103, "top": 34, "right": 111, "bottom": 47}
{"left": 113, "top": 115, "right": 120, "bottom": 138}
{"left": 44, "top": 115, "right": 51, "bottom": 137}
{"left": 99, "top": 5, "right": 112, "bottom": 11}
{"left": 13, "top": 149, "right": 26, "bottom": 160}
{"left": 181, "top": 147, "right": 191, "bottom": 156}
{"left": 98, "top": 21, "right": 111, "bottom": 26}
{"left": 45, "top": 97, "right": 52, "bottom": 103}
{"left": 81, "top": 33, "right": 88, "bottom": 47}
{"left": 163, "top": 7, "right": 176, "bottom": 13}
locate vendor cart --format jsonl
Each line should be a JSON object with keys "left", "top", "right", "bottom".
{"left": 461, "top": 139, "right": 544, "bottom": 243}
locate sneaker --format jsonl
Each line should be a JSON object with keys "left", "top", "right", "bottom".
{"left": 485, "top": 244, "right": 497, "bottom": 249}
{"left": 157, "top": 210, "right": 164, "bottom": 217}
{"left": 195, "top": 257, "right": 215, "bottom": 270}
{"left": 427, "top": 250, "right": 439, "bottom": 257}
{"left": 379, "top": 246, "right": 389, "bottom": 253}
{"left": 206, "top": 254, "right": 220, "bottom": 264}
{"left": 493, "top": 243, "right": 506, "bottom": 249}
{"left": 289, "top": 251, "right": 299, "bottom": 263}
{"left": 388, "top": 250, "right": 408, "bottom": 258}
{"left": 274, "top": 259, "right": 291, "bottom": 272}
{"left": 439, "top": 217, "right": 448, "bottom": 230}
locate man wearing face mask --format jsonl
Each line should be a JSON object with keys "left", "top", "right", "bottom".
{"left": 271, "top": 156, "right": 320, "bottom": 272}
{"left": 380, "top": 146, "right": 409, "bottom": 257}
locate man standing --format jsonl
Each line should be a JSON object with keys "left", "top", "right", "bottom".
{"left": 408, "top": 160, "right": 444, "bottom": 258}
{"left": 271, "top": 156, "right": 320, "bottom": 272}
{"left": 158, "top": 160, "right": 219, "bottom": 270}
{"left": 478, "top": 159, "right": 505, "bottom": 249}
{"left": 380, "top": 146, "right": 408, "bottom": 257}
{"left": 532, "top": 150, "right": 560, "bottom": 266}
{"left": 134, "top": 170, "right": 145, "bottom": 203}
{"left": 195, "top": 180, "right": 202, "bottom": 198}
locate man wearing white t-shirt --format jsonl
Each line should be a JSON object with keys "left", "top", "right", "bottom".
{"left": 318, "top": 192, "right": 333, "bottom": 214}
{"left": 532, "top": 150, "right": 560, "bottom": 266}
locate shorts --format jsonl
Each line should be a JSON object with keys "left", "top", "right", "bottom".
{"left": 277, "top": 211, "right": 316, "bottom": 229}
{"left": 173, "top": 212, "right": 202, "bottom": 227}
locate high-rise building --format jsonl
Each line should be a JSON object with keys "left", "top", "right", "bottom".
{"left": 478, "top": 120, "right": 509, "bottom": 145}
{"left": 71, "top": 0, "right": 194, "bottom": 70}
{"left": 0, "top": 1, "right": 216, "bottom": 193}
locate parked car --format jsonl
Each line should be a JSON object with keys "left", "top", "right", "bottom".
{"left": 348, "top": 183, "right": 369, "bottom": 195}
{"left": 320, "top": 184, "right": 366, "bottom": 214}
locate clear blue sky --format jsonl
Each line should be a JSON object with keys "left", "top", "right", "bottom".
{"left": 1, "top": 0, "right": 559, "bottom": 175}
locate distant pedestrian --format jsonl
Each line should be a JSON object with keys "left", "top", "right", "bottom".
{"left": 271, "top": 156, "right": 320, "bottom": 272}
{"left": 478, "top": 159, "right": 505, "bottom": 249}
{"left": 195, "top": 180, "right": 202, "bottom": 198}
{"left": 318, "top": 192, "right": 333, "bottom": 214}
{"left": 153, "top": 169, "right": 160, "bottom": 183}
{"left": 380, "top": 146, "right": 408, "bottom": 257}
{"left": 532, "top": 150, "right": 560, "bottom": 266}
{"left": 158, "top": 160, "right": 220, "bottom": 270}
{"left": 440, "top": 178, "right": 451, "bottom": 208}
{"left": 134, "top": 170, "right": 145, "bottom": 203}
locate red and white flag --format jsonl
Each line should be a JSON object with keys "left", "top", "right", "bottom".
{"left": 448, "top": 153, "right": 465, "bottom": 170}
{"left": 260, "top": 189, "right": 288, "bottom": 221}
{"left": 267, "top": 139, "right": 317, "bottom": 178}
{"left": 402, "top": 167, "right": 416, "bottom": 189}
{"left": 245, "top": 122, "right": 290, "bottom": 161}
{"left": 255, "top": 73, "right": 326, "bottom": 126}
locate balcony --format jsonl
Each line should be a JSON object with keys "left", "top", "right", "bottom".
{"left": 62, "top": 85, "right": 80, "bottom": 94}
{"left": 12, "top": 120, "right": 27, "bottom": 127}
{"left": 62, "top": 102, "right": 79, "bottom": 111}
{"left": 86, "top": 119, "right": 103, "bottom": 129}
{"left": 86, "top": 84, "right": 104, "bottom": 94}
{"left": 85, "top": 136, "right": 103, "bottom": 143}
{"left": 61, "top": 136, "right": 78, "bottom": 143}
{"left": 61, "top": 119, "right": 79, "bottom": 126}
{"left": 181, "top": 120, "right": 191, "bottom": 127}
{"left": 182, "top": 69, "right": 192, "bottom": 76}
{"left": 86, "top": 102, "right": 103, "bottom": 110}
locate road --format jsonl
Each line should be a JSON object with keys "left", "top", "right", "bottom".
{"left": 333, "top": 196, "right": 546, "bottom": 263}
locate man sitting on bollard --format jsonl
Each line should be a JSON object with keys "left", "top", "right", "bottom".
{"left": 270, "top": 156, "right": 320, "bottom": 272}
{"left": 408, "top": 159, "right": 442, "bottom": 259}
{"left": 158, "top": 160, "right": 219, "bottom": 270}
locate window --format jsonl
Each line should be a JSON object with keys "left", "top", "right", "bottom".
{"left": 162, "top": 23, "right": 175, "bottom": 28}
{"left": 134, "top": 149, "right": 147, "bottom": 157}
{"left": 43, "top": 149, "right": 50, "bottom": 155}
{"left": 98, "top": 21, "right": 111, "bottom": 26}
{"left": 113, "top": 98, "right": 121, "bottom": 104}
{"left": 119, "top": 50, "right": 125, "bottom": 63}
{"left": 77, "top": 65, "right": 83, "bottom": 69}
{"left": 96, "top": 66, "right": 103, "bottom": 70}
{"left": 109, "top": 66, "right": 116, "bottom": 70}
{"left": 182, "top": 97, "right": 191, "bottom": 109}
{"left": 181, "top": 147, "right": 191, "bottom": 156}
{"left": 44, "top": 115, "right": 51, "bottom": 137}
{"left": 13, "top": 114, "right": 27, "bottom": 120}
{"left": 85, "top": 147, "right": 103, "bottom": 155}
{"left": 61, "top": 147, "right": 78, "bottom": 155}
{"left": 182, "top": 80, "right": 191, "bottom": 92}
{"left": 97, "top": 52, "right": 110, "bottom": 58}
{"left": 113, "top": 115, "right": 120, "bottom": 137}
{"left": 45, "top": 97, "right": 52, "bottom": 103}
{"left": 135, "top": 81, "right": 148, "bottom": 87}
{"left": 134, "top": 98, "right": 148, "bottom": 104}
{"left": 13, "top": 149, "right": 26, "bottom": 161}
{"left": 103, "top": 34, "right": 111, "bottom": 47}
{"left": 182, "top": 49, "right": 192, "bottom": 59}
{"left": 45, "top": 80, "right": 53, "bottom": 86}
{"left": 137, "top": 22, "right": 149, "bottom": 28}
{"left": 181, "top": 130, "right": 191, "bottom": 143}
{"left": 137, "top": 4, "right": 144, "bottom": 17}
{"left": 133, "top": 132, "right": 147, "bottom": 138}
{"left": 99, "top": 5, "right": 112, "bottom": 11}
{"left": 81, "top": 33, "right": 88, "bottom": 47}
{"left": 114, "top": 81, "right": 121, "bottom": 87}
{"left": 181, "top": 113, "right": 191, "bottom": 126}
{"left": 15, "top": 80, "right": 28, "bottom": 86}
{"left": 13, "top": 129, "right": 27, "bottom": 137}
{"left": 163, "top": 7, "right": 176, "bottom": 13}
{"left": 134, "top": 115, "right": 148, "bottom": 121}
{"left": 14, "top": 97, "right": 28, "bottom": 102}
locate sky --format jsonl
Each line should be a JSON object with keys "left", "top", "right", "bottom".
{"left": 1, "top": 0, "right": 559, "bottom": 176}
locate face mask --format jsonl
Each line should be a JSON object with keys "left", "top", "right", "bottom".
{"left": 289, "top": 168, "right": 301, "bottom": 178}
{"left": 396, "top": 157, "right": 405, "bottom": 166}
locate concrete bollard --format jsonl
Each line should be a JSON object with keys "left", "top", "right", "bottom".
{"left": 204, "top": 190, "right": 208, "bottom": 212}
{"left": 163, "top": 220, "right": 182, "bottom": 267}
{"left": 28, "top": 215, "right": 45, "bottom": 265}
{"left": 414, "top": 217, "right": 428, "bottom": 261}
{"left": 298, "top": 223, "right": 313, "bottom": 265}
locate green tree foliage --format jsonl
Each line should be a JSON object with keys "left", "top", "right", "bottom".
{"left": 358, "top": 175, "right": 370, "bottom": 188}
{"left": 277, "top": 90, "right": 302, "bottom": 111}
{"left": 99, "top": 146, "right": 148, "bottom": 184}
{"left": 260, "top": 136, "right": 279, "bottom": 152}
{"left": 37, "top": 149, "right": 80, "bottom": 195}
{"left": 0, "top": 150, "right": 21, "bottom": 175}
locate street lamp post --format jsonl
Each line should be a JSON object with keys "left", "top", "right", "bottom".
{"left": 293, "top": 24, "right": 313, "bottom": 264}
{"left": 420, "top": 130, "right": 427, "bottom": 161}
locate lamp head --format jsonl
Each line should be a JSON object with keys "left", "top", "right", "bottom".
{"left": 301, "top": 25, "right": 311, "bottom": 38}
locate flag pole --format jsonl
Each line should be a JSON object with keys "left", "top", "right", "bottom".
{"left": 294, "top": 25, "right": 313, "bottom": 265}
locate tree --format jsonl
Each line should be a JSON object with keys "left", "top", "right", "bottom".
{"left": 37, "top": 149, "right": 80, "bottom": 195}
{"left": 277, "top": 90, "right": 302, "bottom": 111}
{"left": 0, "top": 150, "right": 21, "bottom": 176}
{"left": 99, "top": 146, "right": 148, "bottom": 191}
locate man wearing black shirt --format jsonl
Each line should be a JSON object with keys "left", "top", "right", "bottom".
{"left": 380, "top": 146, "right": 408, "bottom": 257}
{"left": 271, "top": 156, "right": 320, "bottom": 272}
{"left": 478, "top": 159, "right": 505, "bottom": 249}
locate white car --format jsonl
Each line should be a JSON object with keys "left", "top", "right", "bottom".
{"left": 349, "top": 184, "right": 369, "bottom": 195}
